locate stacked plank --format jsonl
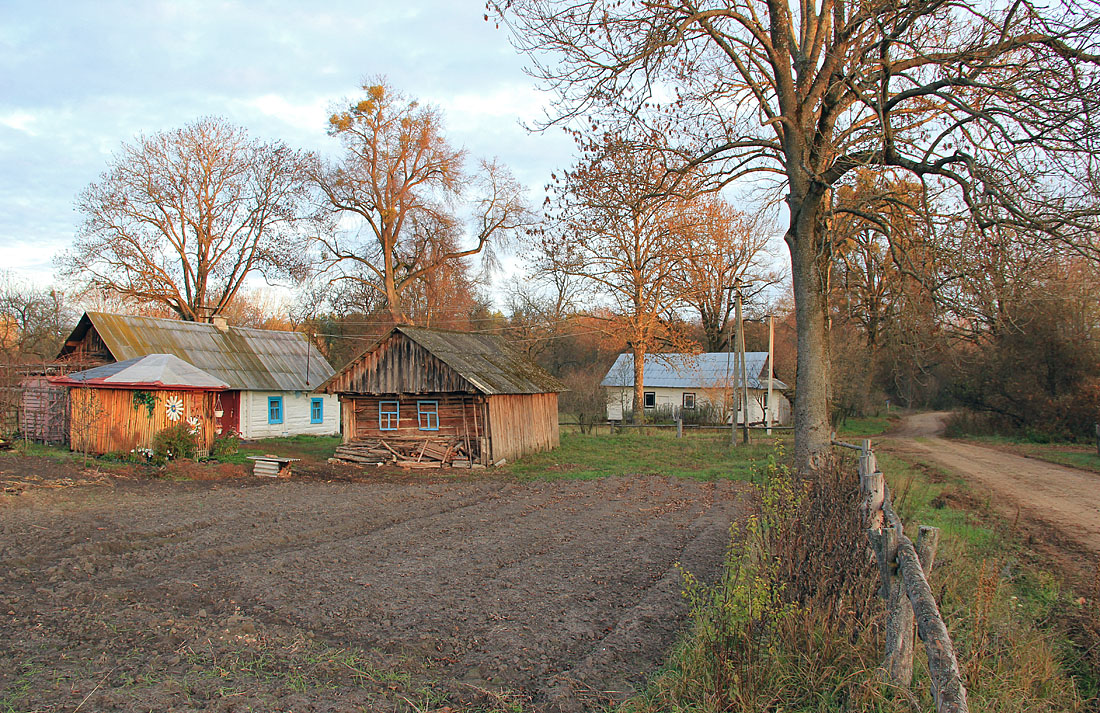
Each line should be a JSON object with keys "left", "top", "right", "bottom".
{"left": 332, "top": 437, "right": 478, "bottom": 469}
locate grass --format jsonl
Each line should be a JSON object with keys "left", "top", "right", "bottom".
{"left": 835, "top": 413, "right": 898, "bottom": 438}
{"left": 877, "top": 449, "right": 1095, "bottom": 709}
{"left": 953, "top": 434, "right": 1100, "bottom": 474}
{"left": 229, "top": 434, "right": 341, "bottom": 464}
{"left": 505, "top": 430, "right": 789, "bottom": 481}
{"left": 618, "top": 444, "right": 1093, "bottom": 713}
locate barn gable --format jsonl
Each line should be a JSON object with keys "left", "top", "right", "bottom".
{"left": 317, "top": 326, "right": 566, "bottom": 396}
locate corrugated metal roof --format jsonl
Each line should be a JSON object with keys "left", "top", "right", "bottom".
{"left": 317, "top": 325, "right": 567, "bottom": 395}
{"left": 600, "top": 352, "right": 788, "bottom": 390}
{"left": 57, "top": 354, "right": 229, "bottom": 390}
{"left": 64, "top": 312, "right": 334, "bottom": 392}
{"left": 400, "top": 327, "right": 566, "bottom": 394}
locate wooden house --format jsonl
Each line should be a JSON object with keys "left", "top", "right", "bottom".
{"left": 317, "top": 326, "right": 566, "bottom": 467}
{"left": 52, "top": 354, "right": 228, "bottom": 456}
{"left": 44, "top": 312, "right": 339, "bottom": 441}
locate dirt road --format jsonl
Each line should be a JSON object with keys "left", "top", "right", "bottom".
{"left": 887, "top": 412, "right": 1100, "bottom": 557}
{"left": 0, "top": 457, "right": 747, "bottom": 712}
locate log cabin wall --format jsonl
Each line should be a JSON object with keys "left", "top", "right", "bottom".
{"left": 69, "top": 387, "right": 216, "bottom": 456}
{"left": 344, "top": 393, "right": 488, "bottom": 463}
{"left": 486, "top": 393, "right": 559, "bottom": 463}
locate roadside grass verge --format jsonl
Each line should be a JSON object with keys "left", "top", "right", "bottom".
{"left": 950, "top": 434, "right": 1100, "bottom": 475}
{"left": 620, "top": 448, "right": 1091, "bottom": 712}
{"left": 879, "top": 450, "right": 1094, "bottom": 710}
{"left": 505, "top": 430, "right": 789, "bottom": 481}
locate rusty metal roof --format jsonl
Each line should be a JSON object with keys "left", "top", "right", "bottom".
{"left": 61, "top": 312, "right": 334, "bottom": 392}
{"left": 318, "top": 325, "right": 566, "bottom": 395}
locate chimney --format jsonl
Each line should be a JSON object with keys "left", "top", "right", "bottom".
{"left": 211, "top": 315, "right": 229, "bottom": 332}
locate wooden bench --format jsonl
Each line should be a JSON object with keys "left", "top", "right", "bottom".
{"left": 246, "top": 455, "right": 300, "bottom": 478}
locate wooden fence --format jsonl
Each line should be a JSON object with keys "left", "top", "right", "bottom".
{"left": 833, "top": 436, "right": 969, "bottom": 713}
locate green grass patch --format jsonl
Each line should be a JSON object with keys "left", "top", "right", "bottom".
{"left": 505, "top": 430, "right": 788, "bottom": 481}
{"left": 228, "top": 434, "right": 341, "bottom": 464}
{"left": 835, "top": 413, "right": 898, "bottom": 438}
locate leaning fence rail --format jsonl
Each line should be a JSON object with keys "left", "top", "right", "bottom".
{"left": 832, "top": 436, "right": 969, "bottom": 713}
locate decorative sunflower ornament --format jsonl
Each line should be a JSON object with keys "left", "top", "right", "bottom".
{"left": 165, "top": 396, "right": 184, "bottom": 422}
{"left": 186, "top": 416, "right": 201, "bottom": 435}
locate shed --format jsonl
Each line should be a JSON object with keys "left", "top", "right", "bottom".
{"left": 48, "top": 312, "right": 339, "bottom": 440}
{"left": 317, "top": 326, "right": 566, "bottom": 466}
{"left": 52, "top": 354, "right": 229, "bottom": 457}
{"left": 601, "top": 352, "right": 791, "bottom": 425}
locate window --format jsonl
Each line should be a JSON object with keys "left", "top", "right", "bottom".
{"left": 267, "top": 396, "right": 283, "bottom": 424}
{"left": 682, "top": 392, "right": 696, "bottom": 409}
{"left": 417, "top": 400, "right": 439, "bottom": 431}
{"left": 379, "top": 401, "right": 399, "bottom": 430}
{"left": 643, "top": 391, "right": 656, "bottom": 409}
{"left": 310, "top": 398, "right": 324, "bottom": 424}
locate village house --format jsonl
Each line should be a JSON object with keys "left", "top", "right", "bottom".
{"left": 53, "top": 354, "right": 229, "bottom": 457}
{"left": 24, "top": 311, "right": 338, "bottom": 442}
{"left": 317, "top": 325, "right": 565, "bottom": 467}
{"left": 601, "top": 352, "right": 791, "bottom": 425}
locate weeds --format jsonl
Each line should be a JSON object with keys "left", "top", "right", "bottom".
{"left": 624, "top": 454, "right": 883, "bottom": 712}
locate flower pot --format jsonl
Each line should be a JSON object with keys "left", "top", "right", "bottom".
{"left": 214, "top": 409, "right": 224, "bottom": 418}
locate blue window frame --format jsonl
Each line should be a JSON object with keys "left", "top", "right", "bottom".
{"left": 417, "top": 400, "right": 439, "bottom": 431}
{"left": 268, "top": 396, "right": 283, "bottom": 424}
{"left": 310, "top": 398, "right": 324, "bottom": 424}
{"left": 379, "top": 401, "right": 399, "bottom": 430}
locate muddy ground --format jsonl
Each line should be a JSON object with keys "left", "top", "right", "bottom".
{"left": 0, "top": 455, "right": 749, "bottom": 712}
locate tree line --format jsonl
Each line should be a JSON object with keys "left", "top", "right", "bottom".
{"left": 4, "top": 0, "right": 1100, "bottom": 467}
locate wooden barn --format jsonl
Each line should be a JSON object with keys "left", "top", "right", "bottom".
{"left": 318, "top": 326, "right": 566, "bottom": 467}
{"left": 52, "top": 354, "right": 229, "bottom": 457}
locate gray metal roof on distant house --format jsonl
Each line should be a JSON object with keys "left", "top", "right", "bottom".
{"left": 58, "top": 312, "right": 334, "bottom": 392}
{"left": 317, "top": 325, "right": 567, "bottom": 395}
{"left": 56, "top": 354, "right": 229, "bottom": 390}
{"left": 600, "top": 352, "right": 788, "bottom": 390}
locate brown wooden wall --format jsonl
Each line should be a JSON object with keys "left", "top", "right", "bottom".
{"left": 486, "top": 393, "right": 559, "bottom": 463}
{"left": 21, "top": 376, "right": 70, "bottom": 444}
{"left": 69, "top": 387, "right": 217, "bottom": 456}
{"left": 344, "top": 393, "right": 488, "bottom": 460}
{"left": 324, "top": 333, "right": 476, "bottom": 395}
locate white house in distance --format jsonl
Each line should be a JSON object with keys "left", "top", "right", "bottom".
{"left": 601, "top": 352, "right": 791, "bottom": 425}
{"left": 50, "top": 312, "right": 340, "bottom": 440}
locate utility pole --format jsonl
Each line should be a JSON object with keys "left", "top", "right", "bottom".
{"left": 766, "top": 314, "right": 775, "bottom": 436}
{"left": 734, "top": 280, "right": 751, "bottom": 445}
{"left": 725, "top": 285, "right": 736, "bottom": 447}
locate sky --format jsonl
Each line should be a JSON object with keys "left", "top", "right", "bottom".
{"left": 0, "top": 0, "right": 575, "bottom": 297}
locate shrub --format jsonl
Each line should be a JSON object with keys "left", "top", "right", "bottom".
{"left": 152, "top": 423, "right": 198, "bottom": 461}
{"left": 211, "top": 431, "right": 240, "bottom": 458}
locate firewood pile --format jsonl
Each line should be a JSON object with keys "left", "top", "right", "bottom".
{"left": 331, "top": 437, "right": 481, "bottom": 469}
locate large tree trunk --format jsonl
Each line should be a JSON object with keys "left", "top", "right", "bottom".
{"left": 632, "top": 344, "right": 646, "bottom": 425}
{"left": 787, "top": 191, "right": 832, "bottom": 471}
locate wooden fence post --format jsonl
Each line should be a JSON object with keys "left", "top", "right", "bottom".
{"left": 882, "top": 525, "right": 941, "bottom": 686}
{"left": 1095, "top": 423, "right": 1099, "bottom": 456}
{"left": 676, "top": 415, "right": 683, "bottom": 438}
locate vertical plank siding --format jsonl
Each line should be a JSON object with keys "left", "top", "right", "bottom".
{"left": 329, "top": 333, "right": 477, "bottom": 395}
{"left": 69, "top": 388, "right": 216, "bottom": 456}
{"left": 486, "top": 393, "right": 560, "bottom": 463}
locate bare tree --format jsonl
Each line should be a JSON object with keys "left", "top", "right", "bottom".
{"left": 495, "top": 0, "right": 1100, "bottom": 469}
{"left": 60, "top": 118, "right": 316, "bottom": 322}
{"left": 314, "top": 79, "right": 532, "bottom": 324}
{"left": 0, "top": 272, "right": 72, "bottom": 361}
{"left": 673, "top": 196, "right": 779, "bottom": 352}
{"left": 540, "top": 133, "right": 700, "bottom": 424}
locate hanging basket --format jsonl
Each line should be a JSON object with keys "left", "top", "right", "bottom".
{"left": 214, "top": 409, "right": 224, "bottom": 418}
